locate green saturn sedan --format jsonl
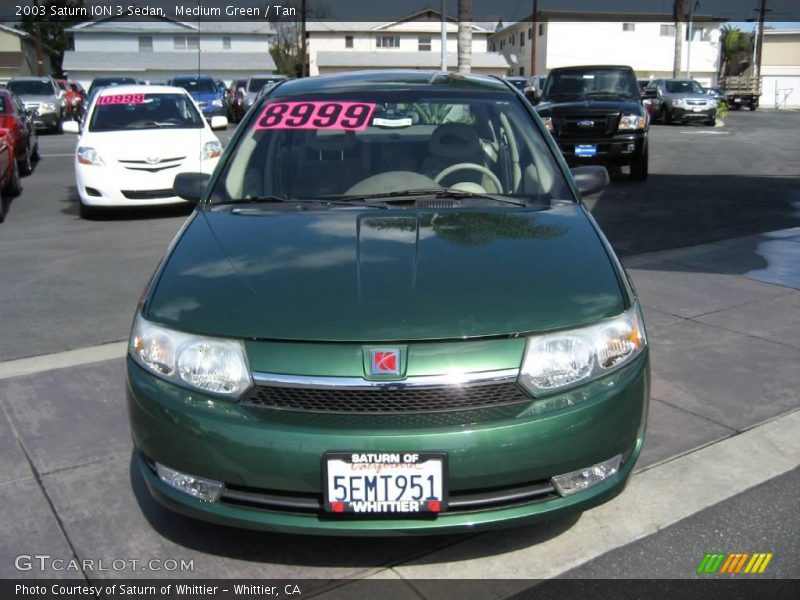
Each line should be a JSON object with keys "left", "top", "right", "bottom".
{"left": 127, "top": 70, "right": 649, "bottom": 535}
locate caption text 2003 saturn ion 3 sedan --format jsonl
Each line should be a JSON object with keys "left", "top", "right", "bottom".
{"left": 127, "top": 71, "right": 649, "bottom": 536}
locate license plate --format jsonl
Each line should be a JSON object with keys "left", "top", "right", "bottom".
{"left": 575, "top": 144, "right": 597, "bottom": 157}
{"left": 324, "top": 452, "right": 446, "bottom": 514}
{"left": 734, "top": 98, "right": 742, "bottom": 103}
{"left": 692, "top": 107, "right": 702, "bottom": 112}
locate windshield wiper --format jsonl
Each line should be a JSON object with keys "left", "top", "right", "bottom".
{"left": 214, "top": 196, "right": 387, "bottom": 209}
{"left": 333, "top": 188, "right": 527, "bottom": 207}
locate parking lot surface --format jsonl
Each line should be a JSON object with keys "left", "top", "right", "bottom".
{"left": 0, "top": 110, "right": 799, "bottom": 587}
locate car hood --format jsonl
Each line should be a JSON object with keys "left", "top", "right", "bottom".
{"left": 536, "top": 98, "right": 644, "bottom": 115}
{"left": 146, "top": 204, "right": 625, "bottom": 342}
{"left": 17, "top": 94, "right": 57, "bottom": 104}
{"left": 81, "top": 128, "right": 214, "bottom": 161}
{"left": 189, "top": 91, "right": 219, "bottom": 101}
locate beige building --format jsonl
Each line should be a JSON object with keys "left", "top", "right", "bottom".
{"left": 0, "top": 24, "right": 54, "bottom": 80}
{"left": 761, "top": 29, "right": 800, "bottom": 108}
{"left": 306, "top": 10, "right": 508, "bottom": 77}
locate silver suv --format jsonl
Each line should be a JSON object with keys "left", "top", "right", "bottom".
{"left": 6, "top": 76, "right": 66, "bottom": 133}
{"left": 644, "top": 79, "right": 717, "bottom": 126}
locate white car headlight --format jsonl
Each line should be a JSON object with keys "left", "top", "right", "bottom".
{"left": 129, "top": 314, "right": 252, "bottom": 397}
{"left": 77, "top": 146, "right": 104, "bottom": 166}
{"left": 519, "top": 304, "right": 646, "bottom": 396}
{"left": 618, "top": 114, "right": 646, "bottom": 130}
{"left": 200, "top": 140, "right": 222, "bottom": 160}
{"left": 42, "top": 102, "right": 56, "bottom": 111}
{"left": 673, "top": 99, "right": 686, "bottom": 108}
{"left": 211, "top": 99, "right": 223, "bottom": 107}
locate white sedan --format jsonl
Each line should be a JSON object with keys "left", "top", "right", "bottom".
{"left": 64, "top": 85, "right": 225, "bottom": 218}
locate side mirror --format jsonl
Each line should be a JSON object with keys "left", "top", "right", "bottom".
{"left": 571, "top": 166, "right": 609, "bottom": 197}
{"left": 62, "top": 120, "right": 80, "bottom": 134}
{"left": 173, "top": 172, "right": 210, "bottom": 203}
{"left": 209, "top": 116, "right": 228, "bottom": 130}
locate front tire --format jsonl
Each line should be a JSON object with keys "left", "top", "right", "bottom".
{"left": 629, "top": 147, "right": 649, "bottom": 181}
{"left": 706, "top": 118, "right": 716, "bottom": 127}
{"left": 3, "top": 159, "right": 21, "bottom": 197}
{"left": 18, "top": 144, "right": 33, "bottom": 175}
{"left": 658, "top": 106, "right": 670, "bottom": 124}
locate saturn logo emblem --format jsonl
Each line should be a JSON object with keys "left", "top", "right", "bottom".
{"left": 145, "top": 156, "right": 160, "bottom": 165}
{"left": 370, "top": 349, "right": 400, "bottom": 375}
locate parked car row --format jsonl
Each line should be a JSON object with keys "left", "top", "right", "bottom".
{"left": 0, "top": 88, "right": 38, "bottom": 222}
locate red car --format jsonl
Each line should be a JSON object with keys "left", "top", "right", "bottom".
{"left": 68, "top": 81, "right": 86, "bottom": 115}
{"left": 56, "top": 79, "right": 82, "bottom": 118}
{"left": 0, "top": 129, "right": 20, "bottom": 223}
{"left": 0, "top": 90, "right": 38, "bottom": 175}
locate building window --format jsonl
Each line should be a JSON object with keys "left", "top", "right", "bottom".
{"left": 174, "top": 35, "right": 185, "bottom": 50}
{"left": 622, "top": 23, "right": 635, "bottom": 32}
{"left": 376, "top": 35, "right": 400, "bottom": 48}
{"left": 187, "top": 36, "right": 199, "bottom": 50}
{"left": 345, "top": 35, "right": 353, "bottom": 48}
{"left": 418, "top": 35, "right": 431, "bottom": 51}
{"left": 538, "top": 23, "right": 544, "bottom": 36}
{"left": 520, "top": 32, "right": 525, "bottom": 47}
{"left": 222, "top": 36, "right": 231, "bottom": 49}
{"left": 519, "top": 67, "right": 524, "bottom": 76}
{"left": 510, "top": 33, "right": 515, "bottom": 45}
{"left": 138, "top": 36, "right": 153, "bottom": 52}
{"left": 528, "top": 27, "right": 532, "bottom": 40}
{"left": 660, "top": 24, "right": 676, "bottom": 37}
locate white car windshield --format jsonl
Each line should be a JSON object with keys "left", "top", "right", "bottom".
{"left": 88, "top": 93, "right": 204, "bottom": 132}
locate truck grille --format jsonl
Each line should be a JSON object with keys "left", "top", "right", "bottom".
{"left": 556, "top": 113, "right": 619, "bottom": 138}
{"left": 242, "top": 381, "right": 530, "bottom": 414}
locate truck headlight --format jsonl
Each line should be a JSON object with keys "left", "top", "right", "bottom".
{"left": 541, "top": 116, "right": 553, "bottom": 131}
{"left": 518, "top": 304, "right": 646, "bottom": 396}
{"left": 129, "top": 314, "right": 252, "bottom": 397}
{"left": 200, "top": 140, "right": 222, "bottom": 160}
{"left": 618, "top": 114, "right": 646, "bottom": 130}
{"left": 211, "top": 99, "right": 223, "bottom": 107}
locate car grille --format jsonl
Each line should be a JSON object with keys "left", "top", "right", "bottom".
{"left": 555, "top": 113, "right": 620, "bottom": 138}
{"left": 118, "top": 156, "right": 186, "bottom": 173}
{"left": 121, "top": 189, "right": 176, "bottom": 200}
{"left": 242, "top": 381, "right": 531, "bottom": 414}
{"left": 685, "top": 99, "right": 709, "bottom": 106}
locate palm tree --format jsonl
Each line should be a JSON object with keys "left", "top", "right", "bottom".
{"left": 672, "top": 0, "right": 687, "bottom": 77}
{"left": 457, "top": 0, "right": 473, "bottom": 74}
{"left": 719, "top": 25, "right": 753, "bottom": 76}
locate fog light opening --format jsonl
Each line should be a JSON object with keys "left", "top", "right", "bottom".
{"left": 155, "top": 463, "right": 224, "bottom": 502}
{"left": 551, "top": 454, "right": 622, "bottom": 497}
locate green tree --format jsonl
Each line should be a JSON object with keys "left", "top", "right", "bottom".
{"left": 18, "top": 1, "right": 88, "bottom": 76}
{"left": 719, "top": 25, "right": 753, "bottom": 76}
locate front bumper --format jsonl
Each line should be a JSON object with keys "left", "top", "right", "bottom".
{"left": 127, "top": 350, "right": 649, "bottom": 535}
{"left": 554, "top": 131, "right": 647, "bottom": 167}
{"left": 201, "top": 107, "right": 227, "bottom": 120}
{"left": 75, "top": 157, "right": 219, "bottom": 207}
{"left": 671, "top": 106, "right": 716, "bottom": 121}
{"left": 32, "top": 111, "right": 59, "bottom": 130}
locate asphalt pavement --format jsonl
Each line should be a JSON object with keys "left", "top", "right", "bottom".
{"left": 0, "top": 111, "right": 798, "bottom": 590}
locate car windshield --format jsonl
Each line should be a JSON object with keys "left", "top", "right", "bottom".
{"left": 212, "top": 90, "right": 571, "bottom": 206}
{"left": 88, "top": 78, "right": 136, "bottom": 96}
{"left": 248, "top": 77, "right": 282, "bottom": 92}
{"left": 88, "top": 93, "right": 204, "bottom": 132}
{"left": 543, "top": 68, "right": 640, "bottom": 100}
{"left": 7, "top": 80, "right": 53, "bottom": 96}
{"left": 173, "top": 78, "right": 217, "bottom": 94}
{"left": 665, "top": 80, "right": 704, "bottom": 94}
{"left": 506, "top": 79, "right": 527, "bottom": 91}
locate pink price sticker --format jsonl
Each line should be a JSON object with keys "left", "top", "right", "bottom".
{"left": 254, "top": 101, "right": 376, "bottom": 131}
{"left": 97, "top": 94, "right": 146, "bottom": 105}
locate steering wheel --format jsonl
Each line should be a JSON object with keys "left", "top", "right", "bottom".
{"left": 434, "top": 163, "right": 503, "bottom": 193}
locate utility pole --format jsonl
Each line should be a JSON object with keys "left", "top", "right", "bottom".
{"left": 529, "top": 0, "right": 538, "bottom": 76}
{"left": 686, "top": 1, "right": 697, "bottom": 78}
{"left": 440, "top": 0, "right": 447, "bottom": 71}
{"left": 457, "top": 0, "right": 472, "bottom": 74}
{"left": 33, "top": 0, "right": 44, "bottom": 75}
{"left": 301, "top": 0, "right": 307, "bottom": 77}
{"left": 753, "top": 0, "right": 767, "bottom": 81}
{"left": 672, "top": 0, "right": 686, "bottom": 78}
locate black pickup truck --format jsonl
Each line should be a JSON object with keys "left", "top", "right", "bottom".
{"left": 534, "top": 65, "right": 649, "bottom": 181}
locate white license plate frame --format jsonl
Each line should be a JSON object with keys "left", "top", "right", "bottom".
{"left": 323, "top": 452, "right": 447, "bottom": 514}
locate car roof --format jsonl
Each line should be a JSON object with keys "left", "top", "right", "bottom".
{"left": 96, "top": 84, "right": 187, "bottom": 96}
{"left": 548, "top": 65, "right": 634, "bottom": 72}
{"left": 268, "top": 70, "right": 510, "bottom": 97}
{"left": 171, "top": 75, "right": 214, "bottom": 80}
{"left": 9, "top": 76, "right": 53, "bottom": 81}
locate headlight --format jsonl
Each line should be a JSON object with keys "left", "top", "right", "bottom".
{"left": 200, "top": 140, "right": 222, "bottom": 160}
{"left": 129, "top": 314, "right": 252, "bottom": 397}
{"left": 709, "top": 99, "right": 718, "bottom": 108}
{"left": 541, "top": 116, "right": 553, "bottom": 131}
{"left": 77, "top": 146, "right": 104, "bottom": 166}
{"left": 518, "top": 304, "right": 646, "bottom": 396}
{"left": 211, "top": 99, "right": 223, "bottom": 107}
{"left": 42, "top": 102, "right": 56, "bottom": 111}
{"left": 618, "top": 114, "right": 646, "bottom": 130}
{"left": 673, "top": 99, "right": 686, "bottom": 108}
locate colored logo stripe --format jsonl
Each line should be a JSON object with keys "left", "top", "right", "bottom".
{"left": 697, "top": 552, "right": 773, "bottom": 574}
